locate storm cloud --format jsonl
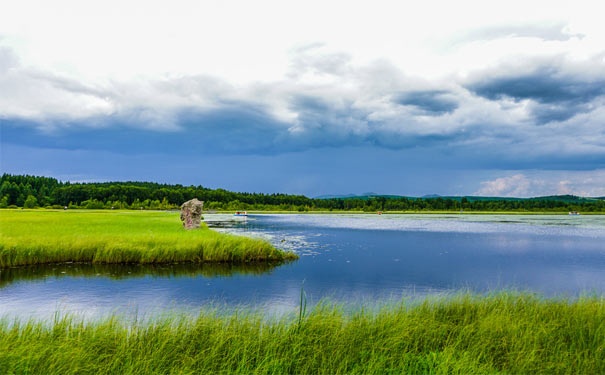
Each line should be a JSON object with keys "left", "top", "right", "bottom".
{"left": 467, "top": 63, "right": 605, "bottom": 124}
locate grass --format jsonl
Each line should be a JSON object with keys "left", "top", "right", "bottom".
{"left": 1, "top": 293, "right": 604, "bottom": 374}
{"left": 0, "top": 210, "right": 297, "bottom": 267}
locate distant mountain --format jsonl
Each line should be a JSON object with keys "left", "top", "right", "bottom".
{"left": 315, "top": 192, "right": 386, "bottom": 199}
{"left": 314, "top": 193, "right": 360, "bottom": 199}
{"left": 422, "top": 194, "right": 442, "bottom": 198}
{"left": 315, "top": 194, "right": 408, "bottom": 200}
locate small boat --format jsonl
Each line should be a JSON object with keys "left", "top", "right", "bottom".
{"left": 568, "top": 211, "right": 580, "bottom": 215}
{"left": 377, "top": 211, "right": 383, "bottom": 215}
{"left": 234, "top": 211, "right": 248, "bottom": 217}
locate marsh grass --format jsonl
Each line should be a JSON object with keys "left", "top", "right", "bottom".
{"left": 1, "top": 293, "right": 604, "bottom": 374}
{"left": 0, "top": 210, "right": 297, "bottom": 267}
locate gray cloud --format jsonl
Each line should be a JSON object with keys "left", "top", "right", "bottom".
{"left": 393, "top": 90, "right": 458, "bottom": 115}
{"left": 466, "top": 63, "right": 605, "bottom": 124}
{"left": 2, "top": 43, "right": 605, "bottom": 171}
{"left": 468, "top": 69, "right": 605, "bottom": 104}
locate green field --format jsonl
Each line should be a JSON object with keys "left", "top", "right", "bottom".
{"left": 1, "top": 293, "right": 604, "bottom": 374}
{"left": 0, "top": 210, "right": 297, "bottom": 267}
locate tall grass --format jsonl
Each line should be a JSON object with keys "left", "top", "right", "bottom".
{"left": 0, "top": 210, "right": 297, "bottom": 267}
{"left": 1, "top": 293, "right": 604, "bottom": 374}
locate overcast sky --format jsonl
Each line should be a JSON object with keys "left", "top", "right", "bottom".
{"left": 1, "top": 0, "right": 605, "bottom": 197}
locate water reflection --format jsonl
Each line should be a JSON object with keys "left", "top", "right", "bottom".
{"left": 0, "top": 261, "right": 286, "bottom": 289}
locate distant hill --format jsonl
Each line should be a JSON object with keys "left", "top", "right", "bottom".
{"left": 314, "top": 194, "right": 360, "bottom": 199}
{"left": 315, "top": 194, "right": 411, "bottom": 201}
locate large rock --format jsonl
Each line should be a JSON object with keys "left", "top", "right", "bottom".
{"left": 180, "top": 198, "right": 204, "bottom": 230}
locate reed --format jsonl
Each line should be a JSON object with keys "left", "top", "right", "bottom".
{"left": 1, "top": 293, "right": 604, "bottom": 374}
{"left": 0, "top": 210, "right": 297, "bottom": 267}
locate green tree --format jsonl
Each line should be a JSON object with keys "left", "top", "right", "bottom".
{"left": 24, "top": 195, "right": 38, "bottom": 208}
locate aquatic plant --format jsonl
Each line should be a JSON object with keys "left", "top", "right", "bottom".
{"left": 0, "top": 210, "right": 297, "bottom": 267}
{"left": 0, "top": 293, "right": 604, "bottom": 374}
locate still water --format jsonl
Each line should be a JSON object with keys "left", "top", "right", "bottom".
{"left": 1, "top": 214, "right": 605, "bottom": 319}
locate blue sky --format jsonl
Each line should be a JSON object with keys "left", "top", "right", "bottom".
{"left": 1, "top": 0, "right": 605, "bottom": 197}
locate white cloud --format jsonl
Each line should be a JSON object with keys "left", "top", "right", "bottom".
{"left": 476, "top": 171, "right": 605, "bottom": 197}
{"left": 1, "top": 0, "right": 604, "bottom": 117}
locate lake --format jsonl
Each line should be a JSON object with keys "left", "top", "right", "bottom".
{"left": 2, "top": 214, "right": 605, "bottom": 319}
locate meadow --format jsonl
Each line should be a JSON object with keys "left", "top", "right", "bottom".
{"left": 1, "top": 293, "right": 604, "bottom": 374}
{"left": 0, "top": 210, "right": 297, "bottom": 267}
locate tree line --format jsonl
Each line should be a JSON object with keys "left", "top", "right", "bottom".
{"left": 1, "top": 174, "right": 604, "bottom": 212}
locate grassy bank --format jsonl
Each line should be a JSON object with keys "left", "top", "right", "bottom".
{"left": 1, "top": 293, "right": 604, "bottom": 374}
{"left": 0, "top": 210, "right": 297, "bottom": 267}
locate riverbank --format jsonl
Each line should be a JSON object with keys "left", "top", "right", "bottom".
{"left": 0, "top": 210, "right": 297, "bottom": 268}
{"left": 1, "top": 293, "right": 603, "bottom": 374}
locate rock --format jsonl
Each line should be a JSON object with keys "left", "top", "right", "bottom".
{"left": 180, "top": 198, "right": 204, "bottom": 230}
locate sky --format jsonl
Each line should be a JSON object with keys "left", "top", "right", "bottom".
{"left": 1, "top": 0, "right": 605, "bottom": 197}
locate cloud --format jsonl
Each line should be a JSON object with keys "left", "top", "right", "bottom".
{"left": 393, "top": 90, "right": 458, "bottom": 115}
{"left": 475, "top": 174, "right": 536, "bottom": 197}
{"left": 0, "top": 48, "right": 114, "bottom": 122}
{"left": 0, "top": 46, "right": 18, "bottom": 71}
{"left": 466, "top": 60, "right": 605, "bottom": 124}
{"left": 476, "top": 171, "right": 605, "bottom": 197}
{"left": 459, "top": 23, "right": 585, "bottom": 43}
{"left": 287, "top": 43, "right": 353, "bottom": 79}
{"left": 2, "top": 29, "right": 605, "bottom": 170}
{"left": 468, "top": 67, "right": 605, "bottom": 105}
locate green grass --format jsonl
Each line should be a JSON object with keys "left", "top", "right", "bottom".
{"left": 1, "top": 293, "right": 604, "bottom": 374}
{"left": 0, "top": 210, "right": 297, "bottom": 267}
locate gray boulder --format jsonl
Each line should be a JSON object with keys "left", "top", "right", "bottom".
{"left": 180, "top": 198, "right": 204, "bottom": 230}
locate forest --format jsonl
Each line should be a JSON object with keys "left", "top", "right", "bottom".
{"left": 1, "top": 174, "right": 604, "bottom": 212}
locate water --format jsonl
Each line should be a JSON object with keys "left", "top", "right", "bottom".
{"left": 2, "top": 214, "right": 605, "bottom": 319}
